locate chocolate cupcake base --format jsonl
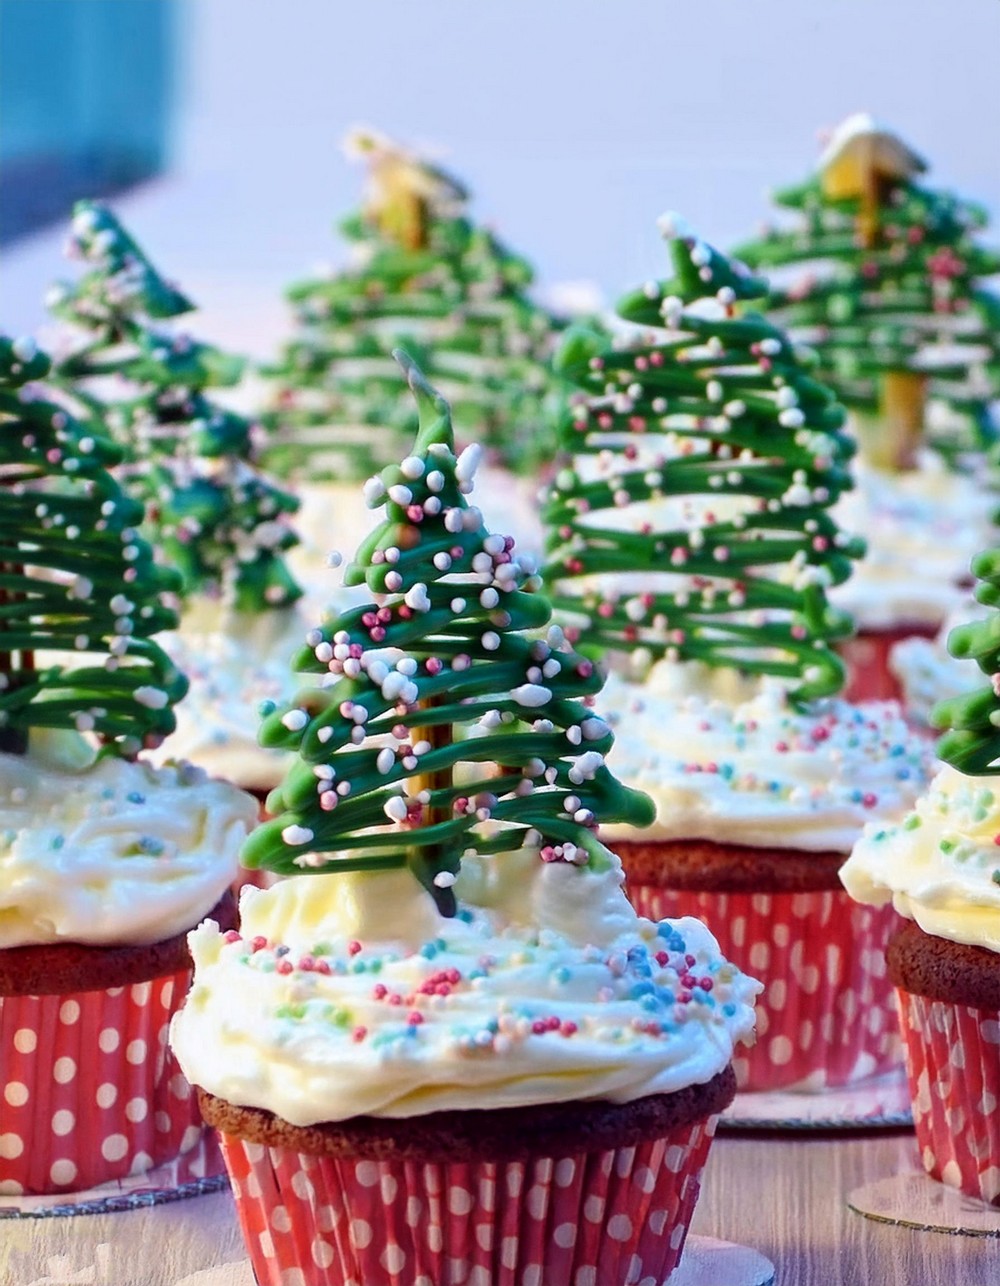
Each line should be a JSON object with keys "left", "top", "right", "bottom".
{"left": 888, "top": 920, "right": 1000, "bottom": 1206}
{"left": 201, "top": 1070, "right": 735, "bottom": 1286}
{"left": 0, "top": 892, "right": 235, "bottom": 1196}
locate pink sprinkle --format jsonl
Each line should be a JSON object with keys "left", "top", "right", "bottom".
{"left": 223, "top": 929, "right": 241, "bottom": 944}
{"left": 348, "top": 940, "right": 362, "bottom": 957}
{"left": 407, "top": 1011, "right": 424, "bottom": 1026}
{"left": 862, "top": 793, "right": 878, "bottom": 809}
{"left": 560, "top": 1021, "right": 578, "bottom": 1037}
{"left": 406, "top": 504, "right": 424, "bottom": 522}
{"left": 352, "top": 1026, "right": 368, "bottom": 1043}
{"left": 298, "top": 955, "right": 315, "bottom": 972}
{"left": 577, "top": 660, "right": 594, "bottom": 678}
{"left": 373, "top": 984, "right": 388, "bottom": 1000}
{"left": 426, "top": 657, "right": 443, "bottom": 675}
{"left": 251, "top": 936, "right": 268, "bottom": 952}
{"left": 276, "top": 959, "right": 293, "bottom": 975}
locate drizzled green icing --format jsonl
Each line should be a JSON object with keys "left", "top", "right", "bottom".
{"left": 541, "top": 214, "right": 865, "bottom": 705}
{"left": 932, "top": 546, "right": 1000, "bottom": 773}
{"left": 0, "top": 335, "right": 186, "bottom": 754}
{"left": 733, "top": 119, "right": 1000, "bottom": 460}
{"left": 262, "top": 130, "right": 564, "bottom": 480}
{"left": 241, "top": 352, "right": 654, "bottom": 914}
{"left": 50, "top": 201, "right": 302, "bottom": 613}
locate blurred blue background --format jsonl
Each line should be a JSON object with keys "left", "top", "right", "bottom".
{"left": 1, "top": 0, "right": 175, "bottom": 242}
{"left": 3, "top": 0, "right": 999, "bottom": 354}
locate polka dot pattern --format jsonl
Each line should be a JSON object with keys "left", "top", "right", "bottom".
{"left": 219, "top": 1113, "right": 720, "bottom": 1286}
{"left": 630, "top": 884, "right": 901, "bottom": 1091}
{"left": 0, "top": 970, "right": 205, "bottom": 1194}
{"left": 898, "top": 989, "right": 1000, "bottom": 1206}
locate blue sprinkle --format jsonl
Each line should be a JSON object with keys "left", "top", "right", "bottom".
{"left": 896, "top": 768, "right": 910, "bottom": 781}
{"left": 275, "top": 945, "right": 290, "bottom": 957}
{"left": 420, "top": 943, "right": 439, "bottom": 960}
{"left": 258, "top": 699, "right": 277, "bottom": 718}
{"left": 722, "top": 1002, "right": 736, "bottom": 1017}
{"left": 51, "top": 835, "right": 65, "bottom": 851}
{"left": 126, "top": 791, "right": 145, "bottom": 804}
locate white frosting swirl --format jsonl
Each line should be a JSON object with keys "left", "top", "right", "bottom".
{"left": 599, "top": 662, "right": 934, "bottom": 852}
{"left": 170, "top": 854, "right": 759, "bottom": 1124}
{"left": 0, "top": 742, "right": 258, "bottom": 948}
{"left": 890, "top": 601, "right": 985, "bottom": 727}
{"left": 154, "top": 601, "right": 331, "bottom": 793}
{"left": 830, "top": 454, "right": 994, "bottom": 629}
{"left": 841, "top": 765, "right": 1000, "bottom": 952}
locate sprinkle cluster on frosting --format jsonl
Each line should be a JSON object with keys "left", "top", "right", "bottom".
{"left": 171, "top": 863, "right": 760, "bottom": 1122}
{"left": 262, "top": 128, "right": 564, "bottom": 481}
{"left": 599, "top": 663, "right": 934, "bottom": 851}
{"left": 214, "top": 914, "right": 732, "bottom": 1053}
{"left": 0, "top": 334, "right": 185, "bottom": 755}
{"left": 50, "top": 201, "right": 303, "bottom": 613}
{"left": 242, "top": 353, "right": 654, "bottom": 913}
{"left": 734, "top": 114, "right": 1000, "bottom": 463}
{"left": 541, "top": 213, "right": 865, "bottom": 704}
{"left": 0, "top": 747, "right": 257, "bottom": 948}
{"left": 842, "top": 765, "right": 1000, "bottom": 952}
{"left": 933, "top": 545, "right": 1000, "bottom": 774}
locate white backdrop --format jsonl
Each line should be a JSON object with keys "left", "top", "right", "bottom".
{"left": 5, "top": 0, "right": 1000, "bottom": 357}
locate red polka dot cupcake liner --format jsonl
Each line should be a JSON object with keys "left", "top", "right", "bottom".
{"left": 838, "top": 626, "right": 936, "bottom": 705}
{"left": 219, "top": 1114, "right": 719, "bottom": 1286}
{"left": 627, "top": 885, "right": 900, "bottom": 1091}
{"left": 0, "top": 970, "right": 207, "bottom": 1195}
{"left": 896, "top": 989, "right": 1000, "bottom": 1206}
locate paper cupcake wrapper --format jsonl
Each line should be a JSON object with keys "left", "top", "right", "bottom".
{"left": 220, "top": 1114, "right": 719, "bottom": 1286}
{"left": 0, "top": 971, "right": 206, "bottom": 1195}
{"left": 896, "top": 989, "right": 1000, "bottom": 1206}
{"left": 839, "top": 626, "right": 937, "bottom": 705}
{"left": 628, "top": 885, "right": 900, "bottom": 1091}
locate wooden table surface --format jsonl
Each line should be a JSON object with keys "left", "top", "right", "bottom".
{"left": 3, "top": 1126, "right": 998, "bottom": 1285}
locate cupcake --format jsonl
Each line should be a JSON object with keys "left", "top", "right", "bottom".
{"left": 732, "top": 115, "right": 1000, "bottom": 701}
{"left": 171, "top": 354, "right": 759, "bottom": 1286}
{"left": 260, "top": 126, "right": 562, "bottom": 582}
{"left": 49, "top": 202, "right": 314, "bottom": 812}
{"left": 0, "top": 336, "right": 257, "bottom": 1195}
{"left": 843, "top": 548, "right": 1000, "bottom": 1204}
{"left": 541, "top": 216, "right": 934, "bottom": 1091}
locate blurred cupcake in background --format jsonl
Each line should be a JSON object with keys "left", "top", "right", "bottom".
{"left": 733, "top": 114, "right": 1000, "bottom": 703}
{"left": 542, "top": 216, "right": 934, "bottom": 1093}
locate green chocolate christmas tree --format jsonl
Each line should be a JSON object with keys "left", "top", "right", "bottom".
{"left": 541, "top": 214, "right": 865, "bottom": 705}
{"left": 733, "top": 114, "right": 1000, "bottom": 470}
{"left": 262, "top": 128, "right": 564, "bottom": 481}
{"left": 931, "top": 549, "right": 1000, "bottom": 773}
{"left": 49, "top": 201, "right": 302, "bottom": 613}
{"left": 242, "top": 352, "right": 654, "bottom": 915}
{"left": 0, "top": 334, "right": 186, "bottom": 757}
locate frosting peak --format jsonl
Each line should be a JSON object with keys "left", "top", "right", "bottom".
{"left": 599, "top": 661, "right": 934, "bottom": 852}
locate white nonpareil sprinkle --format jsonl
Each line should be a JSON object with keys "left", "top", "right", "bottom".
{"left": 376, "top": 748, "right": 396, "bottom": 775}
{"left": 388, "top": 484, "right": 412, "bottom": 506}
{"left": 511, "top": 683, "right": 552, "bottom": 708}
{"left": 282, "top": 709, "right": 309, "bottom": 731}
{"left": 400, "top": 456, "right": 425, "bottom": 480}
{"left": 384, "top": 796, "right": 409, "bottom": 823}
{"left": 282, "top": 824, "right": 314, "bottom": 846}
{"left": 133, "top": 686, "right": 168, "bottom": 710}
{"left": 455, "top": 443, "right": 482, "bottom": 484}
{"left": 433, "top": 871, "right": 457, "bottom": 888}
{"left": 363, "top": 477, "right": 385, "bottom": 506}
{"left": 404, "top": 583, "right": 431, "bottom": 613}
